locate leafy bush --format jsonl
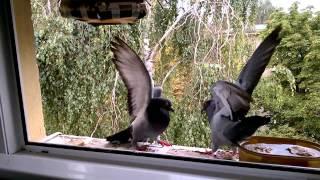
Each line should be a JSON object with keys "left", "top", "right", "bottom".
{"left": 255, "top": 3, "right": 320, "bottom": 140}
{"left": 30, "top": 0, "right": 320, "bottom": 147}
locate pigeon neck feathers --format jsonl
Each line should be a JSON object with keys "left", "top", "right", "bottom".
{"left": 147, "top": 97, "right": 172, "bottom": 131}
{"left": 152, "top": 85, "right": 163, "bottom": 98}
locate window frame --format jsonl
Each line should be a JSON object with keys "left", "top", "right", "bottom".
{"left": 0, "top": 0, "right": 25, "bottom": 155}
{"left": 1, "top": 0, "right": 320, "bottom": 179}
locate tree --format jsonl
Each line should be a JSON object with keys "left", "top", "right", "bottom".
{"left": 32, "top": 0, "right": 320, "bottom": 148}
{"left": 231, "top": 0, "right": 258, "bottom": 29}
{"left": 31, "top": 0, "right": 141, "bottom": 136}
{"left": 254, "top": 3, "right": 320, "bottom": 140}
{"left": 256, "top": 0, "right": 275, "bottom": 24}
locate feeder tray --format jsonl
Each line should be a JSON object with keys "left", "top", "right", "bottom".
{"left": 59, "top": 0, "right": 148, "bottom": 25}
{"left": 239, "top": 136, "right": 320, "bottom": 168}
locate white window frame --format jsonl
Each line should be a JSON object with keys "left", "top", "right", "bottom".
{"left": 0, "top": 0, "right": 25, "bottom": 155}
{"left": 1, "top": 0, "right": 320, "bottom": 179}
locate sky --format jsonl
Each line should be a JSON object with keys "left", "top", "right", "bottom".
{"left": 176, "top": 0, "right": 320, "bottom": 15}
{"left": 269, "top": 0, "right": 320, "bottom": 12}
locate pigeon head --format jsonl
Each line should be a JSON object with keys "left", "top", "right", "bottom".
{"left": 150, "top": 98, "right": 174, "bottom": 112}
{"left": 202, "top": 99, "right": 216, "bottom": 120}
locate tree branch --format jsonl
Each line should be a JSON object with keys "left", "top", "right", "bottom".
{"left": 161, "top": 61, "right": 181, "bottom": 87}
{"left": 144, "top": 6, "right": 194, "bottom": 80}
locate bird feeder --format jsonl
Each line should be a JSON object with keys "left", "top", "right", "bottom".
{"left": 59, "top": 0, "right": 148, "bottom": 25}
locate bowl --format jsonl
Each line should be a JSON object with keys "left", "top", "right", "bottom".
{"left": 239, "top": 136, "right": 320, "bottom": 168}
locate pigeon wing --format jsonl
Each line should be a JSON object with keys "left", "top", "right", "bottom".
{"left": 236, "top": 25, "right": 282, "bottom": 95}
{"left": 214, "top": 81, "right": 252, "bottom": 121}
{"left": 223, "top": 81, "right": 252, "bottom": 114}
{"left": 111, "top": 37, "right": 152, "bottom": 121}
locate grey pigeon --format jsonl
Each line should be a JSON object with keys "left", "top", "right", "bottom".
{"left": 203, "top": 25, "right": 282, "bottom": 154}
{"left": 106, "top": 37, "right": 174, "bottom": 149}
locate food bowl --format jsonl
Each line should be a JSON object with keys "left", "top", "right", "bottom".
{"left": 239, "top": 136, "right": 320, "bottom": 168}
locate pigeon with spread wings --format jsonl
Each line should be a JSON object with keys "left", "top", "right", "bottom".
{"left": 106, "top": 37, "right": 174, "bottom": 149}
{"left": 203, "top": 26, "right": 282, "bottom": 155}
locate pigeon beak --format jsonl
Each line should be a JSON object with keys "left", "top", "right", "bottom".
{"left": 202, "top": 100, "right": 211, "bottom": 113}
{"left": 169, "top": 107, "right": 174, "bottom": 112}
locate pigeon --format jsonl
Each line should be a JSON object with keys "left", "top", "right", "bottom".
{"left": 106, "top": 37, "right": 174, "bottom": 149}
{"left": 202, "top": 25, "right": 282, "bottom": 155}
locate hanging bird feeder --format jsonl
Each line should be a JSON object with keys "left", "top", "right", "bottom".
{"left": 59, "top": 0, "right": 148, "bottom": 25}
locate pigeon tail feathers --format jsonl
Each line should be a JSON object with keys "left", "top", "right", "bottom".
{"left": 106, "top": 126, "right": 133, "bottom": 144}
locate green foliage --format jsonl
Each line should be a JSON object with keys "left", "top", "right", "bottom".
{"left": 31, "top": 0, "right": 140, "bottom": 137}
{"left": 151, "top": 1, "right": 178, "bottom": 44}
{"left": 253, "top": 3, "right": 320, "bottom": 140}
{"left": 165, "top": 96, "right": 211, "bottom": 147}
{"left": 265, "top": 3, "right": 317, "bottom": 91}
{"left": 30, "top": 0, "right": 320, "bottom": 148}
{"left": 151, "top": 0, "right": 260, "bottom": 146}
{"left": 256, "top": 124, "right": 317, "bottom": 142}
{"left": 231, "top": 0, "right": 258, "bottom": 27}
{"left": 256, "top": 0, "right": 275, "bottom": 24}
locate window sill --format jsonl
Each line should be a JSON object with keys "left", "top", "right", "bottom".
{"left": 1, "top": 150, "right": 320, "bottom": 179}
{"left": 39, "top": 132, "right": 221, "bottom": 160}
{"left": 0, "top": 151, "right": 220, "bottom": 180}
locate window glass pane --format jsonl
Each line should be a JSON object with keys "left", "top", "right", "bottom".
{"left": 16, "top": 0, "right": 320, "bottom": 169}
